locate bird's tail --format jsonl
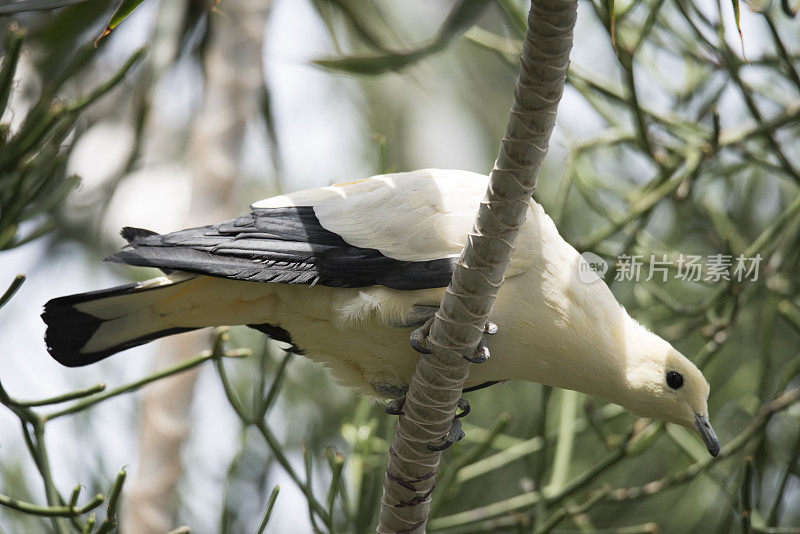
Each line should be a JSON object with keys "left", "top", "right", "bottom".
{"left": 42, "top": 273, "right": 203, "bottom": 367}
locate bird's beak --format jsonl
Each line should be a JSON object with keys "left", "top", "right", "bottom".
{"left": 693, "top": 413, "right": 720, "bottom": 457}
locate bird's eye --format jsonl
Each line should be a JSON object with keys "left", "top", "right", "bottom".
{"left": 666, "top": 371, "right": 684, "bottom": 390}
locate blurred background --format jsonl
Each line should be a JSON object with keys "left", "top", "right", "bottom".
{"left": 0, "top": 0, "right": 799, "bottom": 532}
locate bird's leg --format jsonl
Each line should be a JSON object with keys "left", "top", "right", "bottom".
{"left": 374, "top": 382, "right": 408, "bottom": 415}
{"left": 386, "top": 305, "right": 437, "bottom": 354}
{"left": 393, "top": 305, "right": 498, "bottom": 363}
{"left": 384, "top": 306, "right": 491, "bottom": 450}
{"left": 395, "top": 305, "right": 439, "bottom": 327}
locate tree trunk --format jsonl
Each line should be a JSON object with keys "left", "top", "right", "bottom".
{"left": 377, "top": 1, "right": 578, "bottom": 532}
{"left": 123, "top": 1, "right": 270, "bottom": 532}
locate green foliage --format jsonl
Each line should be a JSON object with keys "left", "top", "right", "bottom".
{"left": 0, "top": 1, "right": 94, "bottom": 16}
{"left": 255, "top": 485, "right": 280, "bottom": 534}
{"left": 309, "top": 0, "right": 800, "bottom": 532}
{"left": 0, "top": 326, "right": 248, "bottom": 532}
{"left": 96, "top": 0, "right": 147, "bottom": 45}
{"left": 313, "top": 0, "right": 493, "bottom": 74}
{"left": 0, "top": 25, "right": 145, "bottom": 532}
{"left": 1, "top": 1, "right": 799, "bottom": 533}
{"left": 731, "top": 0, "right": 743, "bottom": 50}
{"left": 0, "top": 26, "right": 144, "bottom": 251}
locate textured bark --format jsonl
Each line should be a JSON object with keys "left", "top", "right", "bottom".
{"left": 376, "top": 1, "right": 577, "bottom": 532}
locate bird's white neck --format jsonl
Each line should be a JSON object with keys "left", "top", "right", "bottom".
{"left": 487, "top": 265, "right": 668, "bottom": 416}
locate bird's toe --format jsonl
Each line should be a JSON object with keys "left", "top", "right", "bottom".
{"left": 409, "top": 317, "right": 434, "bottom": 354}
{"left": 427, "top": 417, "right": 465, "bottom": 451}
{"left": 385, "top": 397, "right": 405, "bottom": 416}
{"left": 427, "top": 397, "right": 471, "bottom": 451}
{"left": 455, "top": 398, "right": 470, "bottom": 418}
{"left": 484, "top": 320, "right": 498, "bottom": 335}
{"left": 463, "top": 335, "right": 491, "bottom": 364}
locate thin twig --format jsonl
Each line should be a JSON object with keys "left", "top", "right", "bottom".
{"left": 45, "top": 347, "right": 248, "bottom": 421}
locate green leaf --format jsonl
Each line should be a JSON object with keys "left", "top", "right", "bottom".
{"left": 314, "top": 48, "right": 431, "bottom": 76}
{"left": 95, "top": 0, "right": 145, "bottom": 46}
{"left": 606, "top": 0, "right": 617, "bottom": 54}
{"left": 464, "top": 26, "right": 522, "bottom": 57}
{"left": 256, "top": 486, "right": 280, "bottom": 534}
{"left": 0, "top": 25, "right": 25, "bottom": 117}
{"left": 22, "top": 174, "right": 80, "bottom": 223}
{"left": 313, "top": 0, "right": 492, "bottom": 75}
{"left": 9, "top": 220, "right": 57, "bottom": 249}
{"left": 434, "top": 0, "right": 493, "bottom": 46}
{"left": 32, "top": 6, "right": 108, "bottom": 77}
{"left": 106, "top": 0, "right": 145, "bottom": 30}
{"left": 731, "top": 0, "right": 745, "bottom": 56}
{"left": 497, "top": 0, "right": 528, "bottom": 36}
{"left": 320, "top": 0, "right": 391, "bottom": 53}
{"left": 0, "top": 274, "right": 25, "bottom": 310}
{"left": 0, "top": 0, "right": 91, "bottom": 15}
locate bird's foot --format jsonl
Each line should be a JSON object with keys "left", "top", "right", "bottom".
{"left": 375, "top": 382, "right": 408, "bottom": 416}
{"left": 385, "top": 397, "right": 405, "bottom": 416}
{"left": 409, "top": 316, "right": 434, "bottom": 354}
{"left": 463, "top": 320, "right": 498, "bottom": 364}
{"left": 406, "top": 307, "right": 497, "bottom": 364}
{"left": 376, "top": 379, "right": 472, "bottom": 451}
{"left": 428, "top": 398, "right": 470, "bottom": 451}
{"left": 386, "top": 306, "right": 436, "bottom": 354}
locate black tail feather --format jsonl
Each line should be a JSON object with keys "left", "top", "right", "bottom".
{"left": 42, "top": 281, "right": 196, "bottom": 367}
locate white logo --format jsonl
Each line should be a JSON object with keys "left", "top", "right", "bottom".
{"left": 578, "top": 252, "right": 608, "bottom": 284}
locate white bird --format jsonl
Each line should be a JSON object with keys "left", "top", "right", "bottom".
{"left": 42, "top": 169, "right": 719, "bottom": 456}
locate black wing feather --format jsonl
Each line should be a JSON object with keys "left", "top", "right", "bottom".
{"left": 107, "top": 207, "right": 455, "bottom": 290}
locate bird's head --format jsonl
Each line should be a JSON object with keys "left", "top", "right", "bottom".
{"left": 621, "top": 329, "right": 719, "bottom": 457}
{"left": 505, "top": 211, "right": 720, "bottom": 456}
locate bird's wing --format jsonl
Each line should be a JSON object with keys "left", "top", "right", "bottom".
{"left": 254, "top": 168, "right": 489, "bottom": 261}
{"left": 107, "top": 169, "right": 531, "bottom": 290}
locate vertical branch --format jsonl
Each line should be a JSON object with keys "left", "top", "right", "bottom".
{"left": 740, "top": 456, "right": 753, "bottom": 534}
{"left": 377, "top": 0, "right": 578, "bottom": 532}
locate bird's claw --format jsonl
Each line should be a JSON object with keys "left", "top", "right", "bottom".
{"left": 385, "top": 397, "right": 405, "bottom": 416}
{"left": 455, "top": 397, "right": 470, "bottom": 418}
{"left": 463, "top": 336, "right": 490, "bottom": 363}
{"left": 427, "top": 398, "right": 470, "bottom": 451}
{"left": 463, "top": 320, "right": 497, "bottom": 364}
{"left": 410, "top": 317, "right": 433, "bottom": 354}
{"left": 374, "top": 383, "right": 409, "bottom": 416}
{"left": 484, "top": 320, "right": 498, "bottom": 335}
{"left": 409, "top": 318, "right": 498, "bottom": 364}
{"left": 428, "top": 417, "right": 465, "bottom": 451}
